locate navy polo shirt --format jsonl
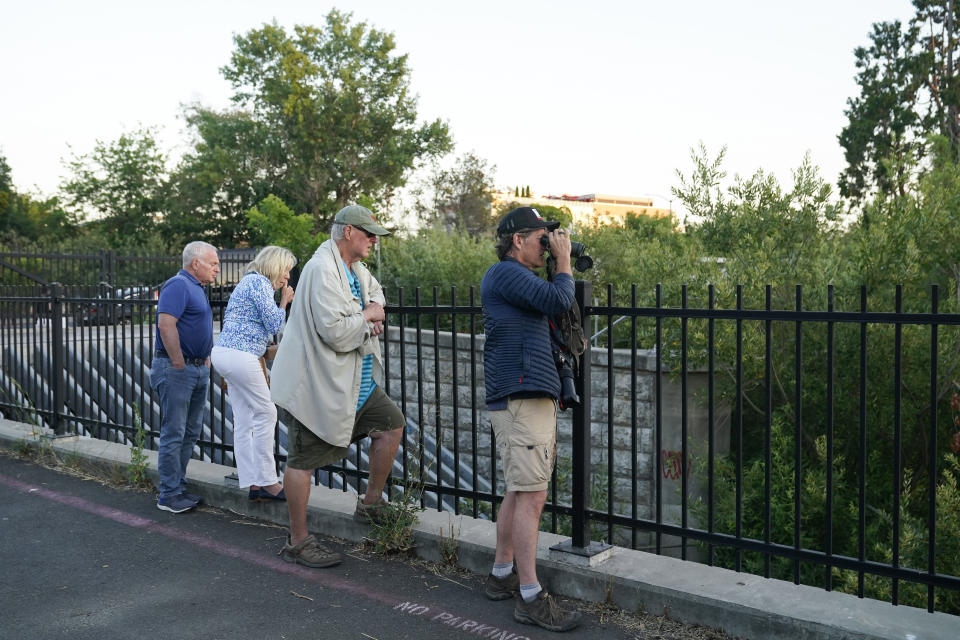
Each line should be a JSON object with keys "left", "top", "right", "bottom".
{"left": 154, "top": 269, "right": 213, "bottom": 359}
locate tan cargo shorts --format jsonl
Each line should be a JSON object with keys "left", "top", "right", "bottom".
{"left": 489, "top": 396, "right": 558, "bottom": 492}
{"left": 281, "top": 386, "right": 405, "bottom": 470}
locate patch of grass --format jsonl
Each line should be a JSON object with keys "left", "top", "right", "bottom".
{"left": 13, "top": 439, "right": 37, "bottom": 457}
{"left": 367, "top": 480, "right": 423, "bottom": 554}
{"left": 3, "top": 378, "right": 41, "bottom": 427}
{"left": 366, "top": 446, "right": 433, "bottom": 555}
{"left": 439, "top": 518, "right": 460, "bottom": 567}
{"left": 126, "top": 404, "right": 151, "bottom": 488}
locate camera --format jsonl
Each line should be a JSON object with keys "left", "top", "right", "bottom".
{"left": 540, "top": 233, "right": 594, "bottom": 272}
{"left": 553, "top": 348, "right": 580, "bottom": 408}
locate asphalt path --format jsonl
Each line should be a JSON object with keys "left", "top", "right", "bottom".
{"left": 0, "top": 455, "right": 636, "bottom": 640}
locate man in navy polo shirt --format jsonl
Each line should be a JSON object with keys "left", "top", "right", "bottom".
{"left": 151, "top": 241, "right": 220, "bottom": 513}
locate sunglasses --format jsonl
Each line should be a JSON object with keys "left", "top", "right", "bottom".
{"left": 352, "top": 225, "right": 377, "bottom": 239}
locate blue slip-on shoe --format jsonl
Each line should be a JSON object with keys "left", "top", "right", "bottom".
{"left": 182, "top": 492, "right": 202, "bottom": 505}
{"left": 248, "top": 488, "right": 260, "bottom": 501}
{"left": 157, "top": 494, "right": 196, "bottom": 514}
{"left": 254, "top": 487, "right": 286, "bottom": 502}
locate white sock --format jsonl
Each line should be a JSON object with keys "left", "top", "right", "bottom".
{"left": 492, "top": 561, "right": 513, "bottom": 578}
{"left": 520, "top": 582, "right": 542, "bottom": 602}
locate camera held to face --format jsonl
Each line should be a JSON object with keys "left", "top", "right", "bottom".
{"left": 540, "top": 233, "right": 594, "bottom": 272}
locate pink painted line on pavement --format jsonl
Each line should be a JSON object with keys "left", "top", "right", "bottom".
{"left": 0, "top": 471, "right": 536, "bottom": 639}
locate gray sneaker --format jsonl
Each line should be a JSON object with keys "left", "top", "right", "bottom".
{"left": 279, "top": 534, "right": 342, "bottom": 568}
{"left": 157, "top": 494, "right": 196, "bottom": 514}
{"left": 514, "top": 590, "right": 582, "bottom": 632}
{"left": 354, "top": 497, "right": 391, "bottom": 526}
{"left": 484, "top": 568, "right": 519, "bottom": 601}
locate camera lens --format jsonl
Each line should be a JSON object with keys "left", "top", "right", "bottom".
{"left": 540, "top": 235, "right": 585, "bottom": 256}
{"left": 540, "top": 234, "right": 593, "bottom": 272}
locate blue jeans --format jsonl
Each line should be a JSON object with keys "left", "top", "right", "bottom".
{"left": 150, "top": 358, "right": 209, "bottom": 500}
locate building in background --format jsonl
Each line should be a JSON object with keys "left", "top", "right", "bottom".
{"left": 494, "top": 190, "right": 674, "bottom": 227}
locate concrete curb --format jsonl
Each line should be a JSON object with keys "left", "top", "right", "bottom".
{"left": 1, "top": 418, "right": 956, "bottom": 640}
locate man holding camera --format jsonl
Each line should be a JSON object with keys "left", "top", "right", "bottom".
{"left": 481, "top": 206, "right": 582, "bottom": 632}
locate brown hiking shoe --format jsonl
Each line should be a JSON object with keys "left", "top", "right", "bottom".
{"left": 279, "top": 534, "right": 342, "bottom": 568}
{"left": 514, "top": 590, "right": 582, "bottom": 632}
{"left": 484, "top": 568, "right": 519, "bottom": 601}
{"left": 354, "top": 497, "right": 391, "bottom": 526}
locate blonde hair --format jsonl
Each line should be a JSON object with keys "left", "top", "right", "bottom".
{"left": 246, "top": 246, "right": 297, "bottom": 287}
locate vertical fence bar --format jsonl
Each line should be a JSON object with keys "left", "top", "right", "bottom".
{"left": 433, "top": 286, "right": 442, "bottom": 510}
{"left": 655, "top": 284, "right": 663, "bottom": 555}
{"left": 630, "top": 284, "right": 638, "bottom": 549}
{"left": 707, "top": 284, "right": 716, "bottom": 566}
{"left": 764, "top": 285, "right": 772, "bottom": 578}
{"left": 571, "top": 279, "right": 593, "bottom": 549}
{"left": 383, "top": 290, "right": 393, "bottom": 499}
{"left": 680, "top": 284, "right": 689, "bottom": 560}
{"left": 469, "top": 286, "right": 479, "bottom": 520}
{"left": 794, "top": 285, "right": 803, "bottom": 584}
{"left": 858, "top": 286, "right": 868, "bottom": 597}
{"left": 893, "top": 285, "right": 903, "bottom": 604}
{"left": 416, "top": 287, "right": 425, "bottom": 505}
{"left": 825, "top": 285, "right": 835, "bottom": 591}
{"left": 927, "top": 285, "right": 938, "bottom": 613}
{"left": 451, "top": 286, "right": 460, "bottom": 514}
{"left": 50, "top": 283, "right": 66, "bottom": 434}
{"left": 398, "top": 288, "right": 409, "bottom": 487}
{"left": 148, "top": 300, "right": 157, "bottom": 450}
{"left": 735, "top": 284, "right": 743, "bottom": 572}
{"left": 606, "top": 283, "right": 614, "bottom": 543}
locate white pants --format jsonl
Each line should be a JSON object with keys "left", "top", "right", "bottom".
{"left": 211, "top": 346, "right": 280, "bottom": 488}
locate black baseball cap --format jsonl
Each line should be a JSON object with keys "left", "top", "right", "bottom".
{"left": 496, "top": 207, "right": 560, "bottom": 237}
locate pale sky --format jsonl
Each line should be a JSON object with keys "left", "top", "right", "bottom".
{"left": 1, "top": 1, "right": 918, "bottom": 218}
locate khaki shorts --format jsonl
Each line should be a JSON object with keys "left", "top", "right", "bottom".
{"left": 489, "top": 396, "right": 558, "bottom": 492}
{"left": 281, "top": 386, "right": 406, "bottom": 470}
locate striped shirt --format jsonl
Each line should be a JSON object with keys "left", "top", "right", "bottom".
{"left": 343, "top": 260, "right": 376, "bottom": 409}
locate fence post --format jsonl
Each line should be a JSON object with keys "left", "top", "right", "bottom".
{"left": 100, "top": 249, "right": 117, "bottom": 287}
{"left": 571, "top": 280, "right": 593, "bottom": 548}
{"left": 49, "top": 282, "right": 67, "bottom": 435}
{"left": 551, "top": 279, "right": 611, "bottom": 562}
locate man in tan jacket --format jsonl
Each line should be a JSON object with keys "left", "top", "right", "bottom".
{"left": 271, "top": 205, "right": 405, "bottom": 568}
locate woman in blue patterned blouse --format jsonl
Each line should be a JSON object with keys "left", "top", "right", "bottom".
{"left": 212, "top": 246, "right": 296, "bottom": 501}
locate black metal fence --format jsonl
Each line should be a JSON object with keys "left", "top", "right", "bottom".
{"left": 2, "top": 249, "right": 960, "bottom": 615}
{"left": 0, "top": 247, "right": 255, "bottom": 289}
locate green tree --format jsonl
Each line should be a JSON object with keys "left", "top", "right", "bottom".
{"left": 672, "top": 143, "right": 960, "bottom": 609}
{"left": 413, "top": 151, "right": 497, "bottom": 234}
{"left": 0, "top": 153, "right": 24, "bottom": 237}
{"left": 209, "top": 10, "right": 451, "bottom": 227}
{"left": 60, "top": 127, "right": 169, "bottom": 244}
{"left": 0, "top": 152, "right": 76, "bottom": 244}
{"left": 164, "top": 107, "right": 283, "bottom": 247}
{"left": 622, "top": 210, "right": 678, "bottom": 238}
{"left": 675, "top": 143, "right": 842, "bottom": 292}
{"left": 245, "top": 194, "right": 327, "bottom": 265}
{"left": 378, "top": 226, "right": 494, "bottom": 305}
{"left": 839, "top": 1, "right": 960, "bottom": 201}
{"left": 493, "top": 201, "right": 574, "bottom": 229}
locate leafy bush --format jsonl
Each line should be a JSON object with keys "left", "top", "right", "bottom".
{"left": 377, "top": 227, "right": 494, "bottom": 305}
